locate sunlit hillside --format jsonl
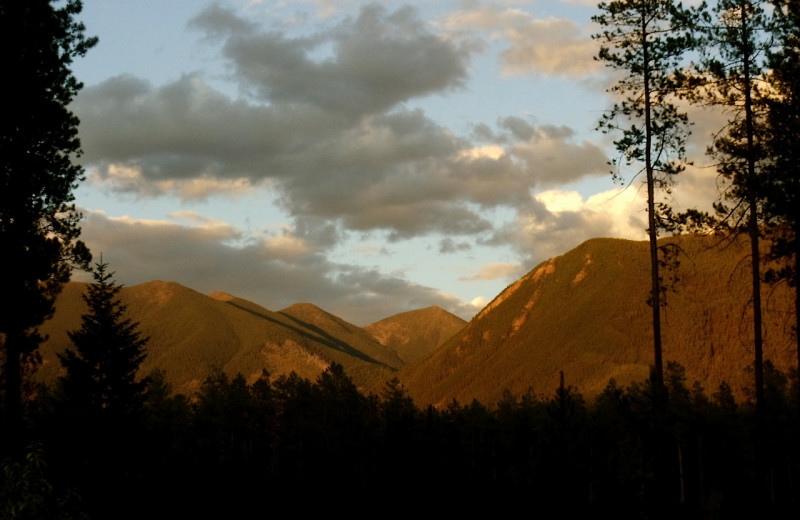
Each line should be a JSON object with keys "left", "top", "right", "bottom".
{"left": 35, "top": 233, "right": 798, "bottom": 407}
{"left": 398, "top": 233, "right": 797, "bottom": 407}
{"left": 365, "top": 306, "right": 467, "bottom": 363}
{"left": 36, "top": 281, "right": 403, "bottom": 395}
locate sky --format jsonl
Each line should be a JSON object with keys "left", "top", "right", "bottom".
{"left": 68, "top": 0, "right": 721, "bottom": 326}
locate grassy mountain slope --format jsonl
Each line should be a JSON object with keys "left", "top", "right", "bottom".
{"left": 398, "top": 234, "right": 797, "bottom": 407}
{"left": 277, "top": 302, "right": 406, "bottom": 393}
{"left": 364, "top": 306, "right": 467, "bottom": 363}
{"left": 36, "top": 281, "right": 399, "bottom": 395}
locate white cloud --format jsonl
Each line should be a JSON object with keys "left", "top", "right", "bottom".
{"left": 470, "top": 296, "right": 488, "bottom": 308}
{"left": 459, "top": 145, "right": 506, "bottom": 160}
{"left": 535, "top": 189, "right": 585, "bottom": 213}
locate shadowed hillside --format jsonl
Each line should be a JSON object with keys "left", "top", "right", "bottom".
{"left": 398, "top": 234, "right": 797, "bottom": 407}
{"left": 36, "top": 281, "right": 401, "bottom": 395}
{"left": 365, "top": 306, "right": 466, "bottom": 363}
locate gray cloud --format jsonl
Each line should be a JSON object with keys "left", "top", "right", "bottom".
{"left": 191, "top": 3, "right": 472, "bottom": 116}
{"left": 439, "top": 238, "right": 472, "bottom": 254}
{"left": 76, "top": 210, "right": 474, "bottom": 325}
{"left": 75, "top": 71, "right": 608, "bottom": 243}
{"left": 72, "top": 2, "right": 610, "bottom": 250}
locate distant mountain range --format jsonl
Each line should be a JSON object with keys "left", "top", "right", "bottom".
{"left": 35, "top": 233, "right": 797, "bottom": 406}
{"left": 36, "top": 282, "right": 453, "bottom": 396}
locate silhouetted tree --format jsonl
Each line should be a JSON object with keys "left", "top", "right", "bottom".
{"left": 593, "top": 0, "right": 696, "bottom": 397}
{"left": 764, "top": 0, "right": 800, "bottom": 377}
{"left": 1, "top": 0, "right": 96, "bottom": 451}
{"left": 694, "top": 0, "right": 774, "bottom": 418}
{"left": 58, "top": 260, "right": 148, "bottom": 418}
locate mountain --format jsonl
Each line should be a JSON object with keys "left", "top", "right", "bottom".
{"left": 33, "top": 233, "right": 799, "bottom": 407}
{"left": 278, "top": 302, "right": 405, "bottom": 381}
{"left": 365, "top": 306, "right": 467, "bottom": 363}
{"left": 398, "top": 234, "right": 798, "bottom": 407}
{"left": 35, "top": 281, "right": 403, "bottom": 395}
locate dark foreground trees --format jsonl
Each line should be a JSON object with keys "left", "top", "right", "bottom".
{"left": 25, "top": 362, "right": 798, "bottom": 515}
{"left": 58, "top": 260, "right": 149, "bottom": 417}
{"left": 0, "top": 0, "right": 96, "bottom": 450}
{"left": 30, "top": 261, "right": 151, "bottom": 519}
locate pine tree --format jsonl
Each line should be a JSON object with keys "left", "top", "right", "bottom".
{"left": 593, "top": 0, "right": 697, "bottom": 396}
{"left": 764, "top": 0, "right": 800, "bottom": 378}
{"left": 58, "top": 260, "right": 148, "bottom": 417}
{"left": 695, "top": 0, "right": 774, "bottom": 417}
{"left": 1, "top": 0, "right": 96, "bottom": 449}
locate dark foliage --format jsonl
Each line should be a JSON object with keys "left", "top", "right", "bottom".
{"left": 57, "top": 261, "right": 149, "bottom": 418}
{"left": 0, "top": 0, "right": 96, "bottom": 450}
{"left": 13, "top": 361, "right": 798, "bottom": 517}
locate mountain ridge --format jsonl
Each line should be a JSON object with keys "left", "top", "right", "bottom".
{"left": 35, "top": 281, "right": 458, "bottom": 396}
{"left": 398, "top": 234, "right": 797, "bottom": 407}
{"left": 34, "top": 233, "right": 798, "bottom": 408}
{"left": 365, "top": 306, "right": 466, "bottom": 363}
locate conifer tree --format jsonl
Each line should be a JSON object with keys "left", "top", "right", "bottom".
{"left": 58, "top": 261, "right": 148, "bottom": 417}
{"left": 593, "top": 0, "right": 696, "bottom": 396}
{"left": 1, "top": 0, "right": 96, "bottom": 449}
{"left": 764, "top": 0, "right": 800, "bottom": 378}
{"left": 693, "top": 0, "right": 774, "bottom": 416}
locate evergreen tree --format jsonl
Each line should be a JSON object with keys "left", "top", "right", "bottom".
{"left": 1, "top": 0, "right": 96, "bottom": 449}
{"left": 695, "top": 0, "right": 774, "bottom": 417}
{"left": 58, "top": 260, "right": 148, "bottom": 417}
{"left": 764, "top": 0, "right": 800, "bottom": 377}
{"left": 593, "top": 0, "right": 696, "bottom": 396}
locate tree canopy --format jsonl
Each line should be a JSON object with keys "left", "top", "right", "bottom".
{"left": 1, "top": 0, "right": 96, "bottom": 447}
{"left": 58, "top": 261, "right": 149, "bottom": 417}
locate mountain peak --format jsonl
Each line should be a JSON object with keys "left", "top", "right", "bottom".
{"left": 208, "top": 290, "right": 236, "bottom": 302}
{"left": 400, "top": 233, "right": 797, "bottom": 407}
{"left": 365, "top": 306, "right": 466, "bottom": 364}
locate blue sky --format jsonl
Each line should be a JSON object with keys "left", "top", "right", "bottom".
{"left": 68, "top": 0, "right": 720, "bottom": 325}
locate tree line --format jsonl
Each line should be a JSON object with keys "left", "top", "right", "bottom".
{"left": 6, "top": 356, "right": 800, "bottom": 517}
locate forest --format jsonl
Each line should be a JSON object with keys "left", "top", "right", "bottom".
{"left": 3, "top": 0, "right": 800, "bottom": 517}
{"left": 6, "top": 357, "right": 800, "bottom": 518}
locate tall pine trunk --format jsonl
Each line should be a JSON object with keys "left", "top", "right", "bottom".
{"left": 741, "top": 6, "right": 765, "bottom": 418}
{"left": 643, "top": 11, "right": 665, "bottom": 399}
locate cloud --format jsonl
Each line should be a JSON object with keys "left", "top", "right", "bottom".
{"left": 262, "top": 234, "right": 313, "bottom": 260}
{"left": 439, "top": 238, "right": 472, "bottom": 254}
{"left": 76, "top": 210, "right": 477, "bottom": 325}
{"left": 460, "top": 262, "right": 524, "bottom": 281}
{"left": 470, "top": 296, "right": 488, "bottom": 308}
{"left": 442, "top": 5, "right": 601, "bottom": 78}
{"left": 489, "top": 186, "right": 648, "bottom": 266}
{"left": 74, "top": 72, "right": 609, "bottom": 244}
{"left": 72, "top": 1, "right": 613, "bottom": 268}
{"left": 534, "top": 189, "right": 585, "bottom": 213}
{"left": 191, "top": 3, "right": 473, "bottom": 116}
